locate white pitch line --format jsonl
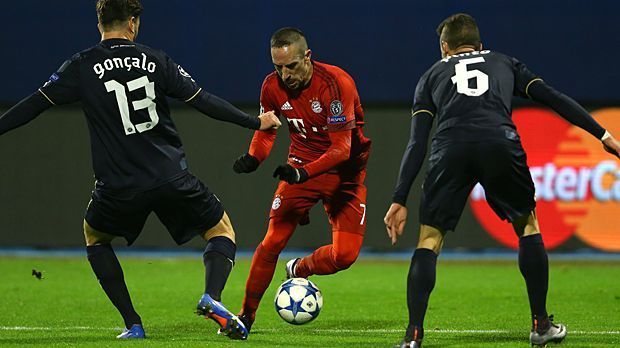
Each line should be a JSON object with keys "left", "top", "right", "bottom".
{"left": 298, "top": 329, "right": 620, "bottom": 335}
{"left": 0, "top": 326, "right": 119, "bottom": 331}
{"left": 1, "top": 327, "right": 619, "bottom": 335}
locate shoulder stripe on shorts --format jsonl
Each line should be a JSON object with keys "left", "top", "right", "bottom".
{"left": 525, "top": 78, "right": 543, "bottom": 99}
{"left": 411, "top": 109, "right": 434, "bottom": 117}
{"left": 38, "top": 89, "right": 56, "bottom": 106}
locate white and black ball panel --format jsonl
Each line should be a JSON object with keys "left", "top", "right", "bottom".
{"left": 274, "top": 278, "right": 323, "bottom": 325}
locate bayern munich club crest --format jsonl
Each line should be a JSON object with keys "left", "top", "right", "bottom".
{"left": 272, "top": 196, "right": 282, "bottom": 210}
{"left": 311, "top": 100, "right": 323, "bottom": 113}
{"left": 330, "top": 100, "right": 343, "bottom": 116}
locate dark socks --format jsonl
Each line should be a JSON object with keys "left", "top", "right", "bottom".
{"left": 518, "top": 234, "right": 549, "bottom": 331}
{"left": 203, "top": 236, "right": 236, "bottom": 301}
{"left": 87, "top": 244, "right": 141, "bottom": 329}
{"left": 406, "top": 248, "right": 438, "bottom": 341}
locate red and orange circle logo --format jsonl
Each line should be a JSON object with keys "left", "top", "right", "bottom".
{"left": 469, "top": 107, "right": 620, "bottom": 251}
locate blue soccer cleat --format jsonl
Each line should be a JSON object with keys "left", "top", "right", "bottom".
{"left": 116, "top": 324, "right": 146, "bottom": 339}
{"left": 196, "top": 293, "right": 248, "bottom": 340}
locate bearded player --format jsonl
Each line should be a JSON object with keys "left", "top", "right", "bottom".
{"left": 232, "top": 27, "right": 371, "bottom": 332}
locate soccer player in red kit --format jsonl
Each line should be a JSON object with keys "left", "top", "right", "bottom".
{"left": 232, "top": 27, "right": 371, "bottom": 332}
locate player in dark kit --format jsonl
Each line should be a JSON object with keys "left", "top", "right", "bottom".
{"left": 0, "top": 0, "right": 280, "bottom": 340}
{"left": 384, "top": 14, "right": 620, "bottom": 348}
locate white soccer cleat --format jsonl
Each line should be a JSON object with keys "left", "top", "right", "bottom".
{"left": 395, "top": 339, "right": 422, "bottom": 348}
{"left": 285, "top": 258, "right": 301, "bottom": 279}
{"left": 530, "top": 316, "right": 567, "bottom": 347}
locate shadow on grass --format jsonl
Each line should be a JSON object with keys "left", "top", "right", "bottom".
{"left": 0, "top": 336, "right": 111, "bottom": 345}
{"left": 421, "top": 332, "right": 528, "bottom": 347}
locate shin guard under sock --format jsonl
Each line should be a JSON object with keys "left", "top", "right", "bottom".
{"left": 518, "top": 234, "right": 549, "bottom": 330}
{"left": 87, "top": 244, "right": 141, "bottom": 328}
{"left": 406, "top": 248, "right": 438, "bottom": 341}
{"left": 203, "top": 236, "right": 236, "bottom": 301}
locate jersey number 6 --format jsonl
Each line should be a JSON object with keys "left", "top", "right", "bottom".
{"left": 105, "top": 76, "right": 160, "bottom": 135}
{"left": 451, "top": 57, "right": 489, "bottom": 97}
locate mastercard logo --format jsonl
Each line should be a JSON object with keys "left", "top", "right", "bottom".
{"left": 469, "top": 107, "right": 620, "bottom": 251}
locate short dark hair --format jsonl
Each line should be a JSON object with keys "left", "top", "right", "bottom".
{"left": 96, "top": 0, "right": 143, "bottom": 29}
{"left": 270, "top": 27, "right": 308, "bottom": 56}
{"left": 436, "top": 13, "right": 481, "bottom": 50}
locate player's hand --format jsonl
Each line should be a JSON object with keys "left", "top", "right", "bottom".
{"left": 384, "top": 203, "right": 408, "bottom": 245}
{"left": 602, "top": 134, "right": 620, "bottom": 159}
{"left": 233, "top": 153, "right": 259, "bottom": 173}
{"left": 273, "top": 164, "right": 309, "bottom": 184}
{"left": 258, "top": 111, "right": 281, "bottom": 131}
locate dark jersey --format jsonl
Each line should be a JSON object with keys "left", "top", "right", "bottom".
{"left": 38, "top": 38, "right": 202, "bottom": 190}
{"left": 412, "top": 50, "right": 538, "bottom": 143}
{"left": 392, "top": 49, "right": 605, "bottom": 206}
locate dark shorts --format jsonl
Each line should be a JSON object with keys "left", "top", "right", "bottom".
{"left": 419, "top": 139, "right": 536, "bottom": 232}
{"left": 85, "top": 172, "right": 224, "bottom": 245}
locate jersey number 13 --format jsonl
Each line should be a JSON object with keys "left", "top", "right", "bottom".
{"left": 105, "top": 76, "right": 160, "bottom": 135}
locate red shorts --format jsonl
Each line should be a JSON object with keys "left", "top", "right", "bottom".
{"left": 269, "top": 170, "right": 367, "bottom": 235}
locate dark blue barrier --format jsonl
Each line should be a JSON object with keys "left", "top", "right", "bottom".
{"left": 2, "top": 0, "right": 619, "bottom": 104}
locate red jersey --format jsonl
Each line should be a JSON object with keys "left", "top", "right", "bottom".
{"left": 251, "top": 61, "right": 371, "bottom": 176}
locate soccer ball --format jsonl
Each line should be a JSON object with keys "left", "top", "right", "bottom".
{"left": 274, "top": 278, "right": 323, "bottom": 325}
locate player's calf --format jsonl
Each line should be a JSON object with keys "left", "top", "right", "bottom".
{"left": 295, "top": 231, "right": 364, "bottom": 277}
{"left": 332, "top": 248, "right": 358, "bottom": 271}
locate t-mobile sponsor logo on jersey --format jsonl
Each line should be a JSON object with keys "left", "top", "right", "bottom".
{"left": 470, "top": 107, "right": 620, "bottom": 251}
{"left": 93, "top": 53, "right": 157, "bottom": 79}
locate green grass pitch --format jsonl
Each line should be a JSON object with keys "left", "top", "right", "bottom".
{"left": 1, "top": 257, "right": 619, "bottom": 347}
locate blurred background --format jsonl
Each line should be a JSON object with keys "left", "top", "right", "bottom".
{"left": 1, "top": 0, "right": 619, "bottom": 253}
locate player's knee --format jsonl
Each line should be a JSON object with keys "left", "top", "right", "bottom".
{"left": 202, "top": 212, "right": 236, "bottom": 243}
{"left": 417, "top": 237, "right": 443, "bottom": 254}
{"left": 83, "top": 220, "right": 114, "bottom": 246}
{"left": 254, "top": 242, "right": 281, "bottom": 263}
{"left": 260, "top": 217, "right": 296, "bottom": 254}
{"left": 417, "top": 225, "right": 445, "bottom": 254}
{"left": 333, "top": 250, "right": 359, "bottom": 270}
{"left": 511, "top": 210, "right": 540, "bottom": 238}
{"left": 260, "top": 237, "right": 288, "bottom": 255}
{"left": 333, "top": 243, "right": 361, "bottom": 270}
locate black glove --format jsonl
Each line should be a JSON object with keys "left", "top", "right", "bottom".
{"left": 299, "top": 212, "right": 311, "bottom": 226}
{"left": 272, "top": 164, "right": 309, "bottom": 184}
{"left": 233, "top": 153, "right": 259, "bottom": 173}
